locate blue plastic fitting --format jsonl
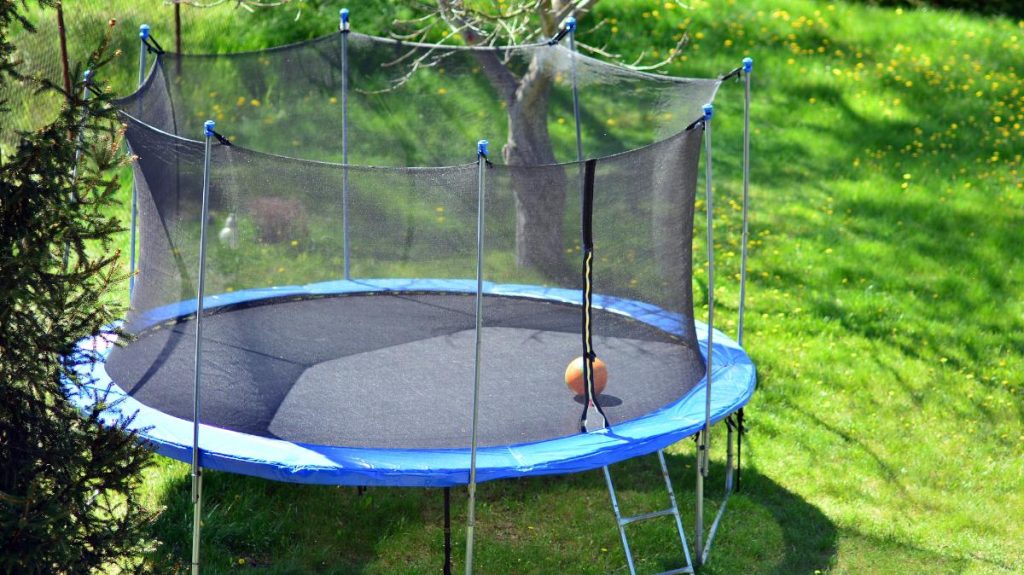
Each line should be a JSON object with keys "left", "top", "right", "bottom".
{"left": 204, "top": 120, "right": 216, "bottom": 138}
{"left": 139, "top": 24, "right": 150, "bottom": 40}
{"left": 743, "top": 57, "right": 753, "bottom": 73}
{"left": 478, "top": 139, "right": 489, "bottom": 157}
{"left": 564, "top": 16, "right": 577, "bottom": 33}
{"left": 703, "top": 103, "right": 714, "bottom": 121}
{"left": 340, "top": 8, "right": 350, "bottom": 31}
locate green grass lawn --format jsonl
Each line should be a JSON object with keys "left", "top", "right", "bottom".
{"left": 9, "top": 0, "right": 1024, "bottom": 573}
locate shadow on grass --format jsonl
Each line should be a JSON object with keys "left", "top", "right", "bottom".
{"left": 145, "top": 448, "right": 837, "bottom": 574}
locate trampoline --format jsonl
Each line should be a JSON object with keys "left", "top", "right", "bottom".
{"left": 73, "top": 279, "right": 753, "bottom": 486}
{"left": 67, "top": 12, "right": 756, "bottom": 574}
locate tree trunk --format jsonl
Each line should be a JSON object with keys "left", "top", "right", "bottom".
{"left": 502, "top": 56, "right": 570, "bottom": 280}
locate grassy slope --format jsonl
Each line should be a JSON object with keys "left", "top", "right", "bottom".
{"left": 11, "top": 0, "right": 1023, "bottom": 573}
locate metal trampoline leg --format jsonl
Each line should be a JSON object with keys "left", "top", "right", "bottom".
{"left": 658, "top": 450, "right": 694, "bottom": 571}
{"left": 695, "top": 417, "right": 740, "bottom": 567}
{"left": 603, "top": 466, "right": 638, "bottom": 575}
{"left": 443, "top": 487, "right": 452, "bottom": 575}
{"left": 603, "top": 451, "right": 694, "bottom": 575}
{"left": 701, "top": 421, "right": 735, "bottom": 566}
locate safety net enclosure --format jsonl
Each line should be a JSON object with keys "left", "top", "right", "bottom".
{"left": 67, "top": 18, "right": 758, "bottom": 573}
{"left": 71, "top": 24, "right": 755, "bottom": 488}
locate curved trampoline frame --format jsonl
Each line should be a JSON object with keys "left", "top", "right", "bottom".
{"left": 69, "top": 278, "right": 755, "bottom": 488}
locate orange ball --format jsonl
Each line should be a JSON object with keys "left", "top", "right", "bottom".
{"left": 564, "top": 356, "right": 608, "bottom": 397}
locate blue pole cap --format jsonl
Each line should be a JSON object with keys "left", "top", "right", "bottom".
{"left": 703, "top": 104, "right": 714, "bottom": 121}
{"left": 139, "top": 24, "right": 150, "bottom": 40}
{"left": 478, "top": 139, "right": 489, "bottom": 157}
{"left": 83, "top": 69, "right": 93, "bottom": 83}
{"left": 204, "top": 120, "right": 216, "bottom": 138}
{"left": 340, "top": 8, "right": 350, "bottom": 31}
{"left": 564, "top": 16, "right": 577, "bottom": 33}
{"left": 743, "top": 57, "right": 753, "bottom": 73}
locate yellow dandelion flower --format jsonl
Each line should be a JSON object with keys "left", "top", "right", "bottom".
{"left": 290, "top": 240, "right": 299, "bottom": 247}
{"left": 236, "top": 96, "right": 246, "bottom": 106}
{"left": 277, "top": 267, "right": 285, "bottom": 273}
{"left": 903, "top": 173, "right": 912, "bottom": 180}
{"left": 606, "top": 118, "right": 617, "bottom": 126}
{"left": 329, "top": 96, "right": 338, "bottom": 104}
{"left": 250, "top": 99, "right": 261, "bottom": 107}
{"left": 724, "top": 39, "right": 734, "bottom": 47}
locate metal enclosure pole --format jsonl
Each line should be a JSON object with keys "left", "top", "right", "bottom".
{"left": 64, "top": 69, "right": 94, "bottom": 271}
{"left": 700, "top": 58, "right": 754, "bottom": 565}
{"left": 702, "top": 424, "right": 733, "bottom": 564}
{"left": 695, "top": 103, "right": 715, "bottom": 565}
{"left": 339, "top": 8, "right": 352, "bottom": 280}
{"left": 190, "top": 120, "right": 216, "bottom": 575}
{"left": 737, "top": 57, "right": 753, "bottom": 347}
{"left": 71, "top": 70, "right": 93, "bottom": 186}
{"left": 130, "top": 24, "right": 150, "bottom": 297}
{"left": 465, "top": 139, "right": 489, "bottom": 575}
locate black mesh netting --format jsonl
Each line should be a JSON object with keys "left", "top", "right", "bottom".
{"left": 117, "top": 33, "right": 719, "bottom": 163}
{"left": 109, "top": 32, "right": 715, "bottom": 449}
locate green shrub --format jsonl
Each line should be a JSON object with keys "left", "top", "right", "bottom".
{"left": 0, "top": 5, "right": 155, "bottom": 574}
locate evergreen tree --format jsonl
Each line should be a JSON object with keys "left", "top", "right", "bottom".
{"left": 0, "top": 3, "right": 155, "bottom": 573}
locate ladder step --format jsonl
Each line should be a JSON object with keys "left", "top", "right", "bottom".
{"left": 653, "top": 566, "right": 694, "bottom": 575}
{"left": 619, "top": 507, "right": 676, "bottom": 526}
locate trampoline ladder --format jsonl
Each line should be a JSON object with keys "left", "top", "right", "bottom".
{"left": 603, "top": 450, "right": 694, "bottom": 575}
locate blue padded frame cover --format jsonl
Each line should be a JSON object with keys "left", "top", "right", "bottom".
{"left": 68, "top": 279, "right": 755, "bottom": 487}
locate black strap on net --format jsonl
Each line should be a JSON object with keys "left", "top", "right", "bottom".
{"left": 580, "top": 158, "right": 609, "bottom": 433}
{"left": 143, "top": 34, "right": 165, "bottom": 55}
{"left": 209, "top": 129, "right": 232, "bottom": 147}
{"left": 719, "top": 65, "right": 744, "bottom": 82}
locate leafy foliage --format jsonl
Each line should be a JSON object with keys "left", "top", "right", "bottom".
{"left": 0, "top": 4, "right": 155, "bottom": 573}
